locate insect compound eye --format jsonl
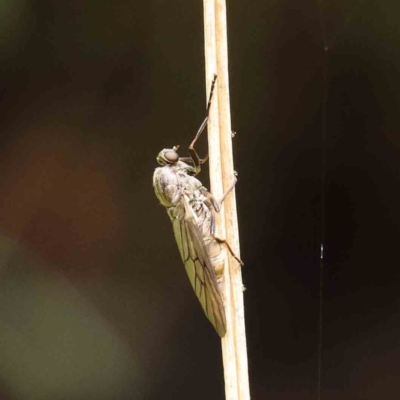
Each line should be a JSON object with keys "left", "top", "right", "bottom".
{"left": 164, "top": 150, "right": 179, "bottom": 163}
{"left": 156, "top": 149, "right": 179, "bottom": 165}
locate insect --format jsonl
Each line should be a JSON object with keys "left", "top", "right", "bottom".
{"left": 153, "top": 75, "right": 240, "bottom": 336}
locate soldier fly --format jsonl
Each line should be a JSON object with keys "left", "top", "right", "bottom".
{"left": 153, "top": 75, "right": 240, "bottom": 337}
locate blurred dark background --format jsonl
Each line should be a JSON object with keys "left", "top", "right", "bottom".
{"left": 0, "top": 1, "right": 399, "bottom": 399}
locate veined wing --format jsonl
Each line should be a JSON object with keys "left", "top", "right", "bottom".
{"left": 169, "top": 196, "right": 226, "bottom": 337}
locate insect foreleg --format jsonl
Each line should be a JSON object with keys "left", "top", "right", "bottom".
{"left": 187, "top": 75, "right": 218, "bottom": 172}
{"left": 189, "top": 74, "right": 217, "bottom": 148}
{"left": 180, "top": 154, "right": 209, "bottom": 165}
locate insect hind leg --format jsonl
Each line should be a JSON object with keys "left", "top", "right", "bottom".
{"left": 213, "top": 234, "right": 244, "bottom": 266}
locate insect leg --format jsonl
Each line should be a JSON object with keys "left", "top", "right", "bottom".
{"left": 200, "top": 189, "right": 219, "bottom": 236}
{"left": 214, "top": 235, "right": 244, "bottom": 266}
{"left": 216, "top": 173, "right": 243, "bottom": 265}
{"left": 179, "top": 154, "right": 209, "bottom": 165}
{"left": 190, "top": 74, "right": 217, "bottom": 149}
{"left": 200, "top": 171, "right": 238, "bottom": 233}
{"left": 187, "top": 75, "right": 217, "bottom": 172}
{"left": 217, "top": 171, "right": 238, "bottom": 209}
{"left": 200, "top": 174, "right": 243, "bottom": 265}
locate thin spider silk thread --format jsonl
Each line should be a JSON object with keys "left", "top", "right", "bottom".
{"left": 315, "top": 2, "right": 366, "bottom": 399}
{"left": 316, "top": 2, "right": 328, "bottom": 400}
{"left": 317, "top": 43, "right": 328, "bottom": 400}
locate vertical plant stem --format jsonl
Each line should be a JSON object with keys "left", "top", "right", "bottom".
{"left": 203, "top": 1, "right": 250, "bottom": 399}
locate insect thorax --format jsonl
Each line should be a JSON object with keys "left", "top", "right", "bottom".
{"left": 153, "top": 162, "right": 204, "bottom": 208}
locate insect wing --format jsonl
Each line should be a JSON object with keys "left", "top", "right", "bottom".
{"left": 170, "top": 197, "right": 226, "bottom": 337}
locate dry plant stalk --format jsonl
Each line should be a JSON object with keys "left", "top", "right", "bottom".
{"left": 203, "top": 0, "right": 250, "bottom": 399}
